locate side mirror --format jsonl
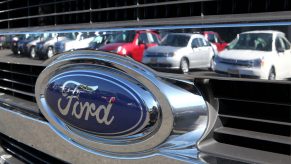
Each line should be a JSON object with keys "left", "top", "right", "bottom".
{"left": 277, "top": 47, "right": 285, "bottom": 53}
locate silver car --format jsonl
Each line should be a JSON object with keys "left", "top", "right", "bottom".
{"left": 142, "top": 33, "right": 215, "bottom": 73}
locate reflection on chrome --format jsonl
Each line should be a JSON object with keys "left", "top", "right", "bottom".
{"left": 34, "top": 50, "right": 208, "bottom": 163}
{"left": 1, "top": 26, "right": 291, "bottom": 81}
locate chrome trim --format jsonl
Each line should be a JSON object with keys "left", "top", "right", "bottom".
{"left": 34, "top": 50, "right": 208, "bottom": 160}
{"left": 0, "top": 104, "right": 204, "bottom": 163}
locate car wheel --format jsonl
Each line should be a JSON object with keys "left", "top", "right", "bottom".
{"left": 180, "top": 58, "right": 189, "bottom": 74}
{"left": 46, "top": 46, "right": 54, "bottom": 59}
{"left": 268, "top": 68, "right": 276, "bottom": 80}
{"left": 30, "top": 47, "right": 37, "bottom": 59}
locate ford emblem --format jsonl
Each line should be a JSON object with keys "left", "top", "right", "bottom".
{"left": 45, "top": 71, "right": 150, "bottom": 136}
{"left": 35, "top": 51, "right": 181, "bottom": 154}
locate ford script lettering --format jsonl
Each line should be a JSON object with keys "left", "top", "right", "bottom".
{"left": 45, "top": 71, "right": 148, "bottom": 137}
{"left": 57, "top": 80, "right": 114, "bottom": 125}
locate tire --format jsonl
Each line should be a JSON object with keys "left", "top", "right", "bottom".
{"left": 46, "top": 46, "right": 54, "bottom": 59}
{"left": 180, "top": 58, "right": 189, "bottom": 74}
{"left": 268, "top": 68, "right": 276, "bottom": 80}
{"left": 30, "top": 47, "right": 37, "bottom": 59}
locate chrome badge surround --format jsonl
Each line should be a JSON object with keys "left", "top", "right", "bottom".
{"left": 35, "top": 50, "right": 208, "bottom": 160}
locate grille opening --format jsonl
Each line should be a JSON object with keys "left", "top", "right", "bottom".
{"left": 220, "top": 117, "right": 291, "bottom": 136}
{"left": 211, "top": 80, "right": 291, "bottom": 105}
{"left": 0, "top": 63, "right": 43, "bottom": 102}
{"left": 202, "top": 1, "right": 218, "bottom": 15}
{"left": 217, "top": 0, "right": 234, "bottom": 15}
{"left": 214, "top": 132, "right": 291, "bottom": 155}
{"left": 0, "top": 133, "right": 66, "bottom": 163}
{"left": 13, "top": 92, "right": 35, "bottom": 102}
{"left": 219, "top": 99, "right": 291, "bottom": 123}
{"left": 250, "top": 0, "right": 268, "bottom": 13}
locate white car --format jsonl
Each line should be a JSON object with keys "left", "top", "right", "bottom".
{"left": 54, "top": 32, "right": 95, "bottom": 54}
{"left": 214, "top": 30, "right": 291, "bottom": 80}
{"left": 142, "top": 33, "right": 215, "bottom": 73}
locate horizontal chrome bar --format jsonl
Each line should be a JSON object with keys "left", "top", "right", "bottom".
{"left": 0, "top": 105, "right": 203, "bottom": 163}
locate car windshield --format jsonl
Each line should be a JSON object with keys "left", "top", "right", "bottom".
{"left": 26, "top": 34, "right": 41, "bottom": 41}
{"left": 229, "top": 33, "right": 272, "bottom": 51}
{"left": 161, "top": 34, "right": 190, "bottom": 47}
{"left": 111, "top": 31, "right": 135, "bottom": 43}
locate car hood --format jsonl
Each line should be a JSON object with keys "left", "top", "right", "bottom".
{"left": 99, "top": 43, "right": 127, "bottom": 51}
{"left": 218, "top": 49, "right": 272, "bottom": 60}
{"left": 18, "top": 39, "right": 34, "bottom": 44}
{"left": 57, "top": 39, "right": 75, "bottom": 44}
{"left": 146, "top": 46, "right": 183, "bottom": 53}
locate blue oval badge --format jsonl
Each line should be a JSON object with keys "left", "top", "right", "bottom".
{"left": 45, "top": 70, "right": 150, "bottom": 137}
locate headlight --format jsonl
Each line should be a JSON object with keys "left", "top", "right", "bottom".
{"left": 117, "top": 46, "right": 127, "bottom": 55}
{"left": 167, "top": 52, "right": 175, "bottom": 57}
{"left": 253, "top": 58, "right": 264, "bottom": 67}
{"left": 12, "top": 37, "right": 18, "bottom": 41}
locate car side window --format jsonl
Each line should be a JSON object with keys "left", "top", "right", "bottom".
{"left": 138, "top": 33, "right": 149, "bottom": 44}
{"left": 147, "top": 33, "right": 159, "bottom": 44}
{"left": 198, "top": 38, "right": 208, "bottom": 47}
{"left": 191, "top": 38, "right": 200, "bottom": 48}
{"left": 207, "top": 34, "right": 218, "bottom": 43}
{"left": 282, "top": 38, "right": 291, "bottom": 50}
{"left": 275, "top": 37, "right": 284, "bottom": 51}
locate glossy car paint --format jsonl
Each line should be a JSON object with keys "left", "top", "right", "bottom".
{"left": 203, "top": 31, "right": 228, "bottom": 52}
{"left": 142, "top": 33, "right": 215, "bottom": 71}
{"left": 99, "top": 31, "right": 160, "bottom": 62}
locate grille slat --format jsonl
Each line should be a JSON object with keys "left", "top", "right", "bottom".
{"left": 219, "top": 114, "right": 291, "bottom": 127}
{"left": 215, "top": 127, "right": 291, "bottom": 145}
{"left": 214, "top": 79, "right": 291, "bottom": 156}
{"left": 0, "top": 86, "right": 34, "bottom": 97}
{"left": 199, "top": 79, "right": 291, "bottom": 163}
{"left": 0, "top": 63, "right": 44, "bottom": 103}
{"left": 0, "top": 78, "right": 35, "bottom": 87}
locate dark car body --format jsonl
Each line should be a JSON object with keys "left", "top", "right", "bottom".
{"left": 17, "top": 34, "right": 41, "bottom": 56}
{"left": 36, "top": 36, "right": 69, "bottom": 59}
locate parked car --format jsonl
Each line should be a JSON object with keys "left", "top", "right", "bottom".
{"left": 142, "top": 33, "right": 216, "bottom": 73}
{"left": 35, "top": 33, "right": 72, "bottom": 59}
{"left": 17, "top": 34, "right": 42, "bottom": 56}
{"left": 99, "top": 30, "right": 160, "bottom": 62}
{"left": 214, "top": 30, "right": 291, "bottom": 80}
{"left": 10, "top": 34, "right": 27, "bottom": 54}
{"left": 88, "top": 32, "right": 114, "bottom": 50}
{"left": 202, "top": 31, "right": 228, "bottom": 52}
{"left": 54, "top": 32, "right": 95, "bottom": 54}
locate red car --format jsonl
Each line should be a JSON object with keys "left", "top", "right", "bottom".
{"left": 99, "top": 30, "right": 160, "bottom": 62}
{"left": 202, "top": 31, "right": 228, "bottom": 52}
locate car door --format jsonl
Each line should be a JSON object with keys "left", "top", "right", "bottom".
{"left": 281, "top": 37, "right": 291, "bottom": 78}
{"left": 207, "top": 33, "right": 219, "bottom": 50}
{"left": 198, "top": 38, "right": 213, "bottom": 66}
{"left": 190, "top": 38, "right": 204, "bottom": 67}
{"left": 274, "top": 37, "right": 289, "bottom": 79}
{"left": 134, "top": 32, "right": 149, "bottom": 62}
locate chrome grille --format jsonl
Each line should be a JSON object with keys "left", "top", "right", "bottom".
{"left": 198, "top": 79, "right": 291, "bottom": 163}
{"left": 221, "top": 58, "right": 252, "bottom": 67}
{"left": 1, "top": 0, "right": 291, "bottom": 29}
{"left": 0, "top": 62, "right": 44, "bottom": 102}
